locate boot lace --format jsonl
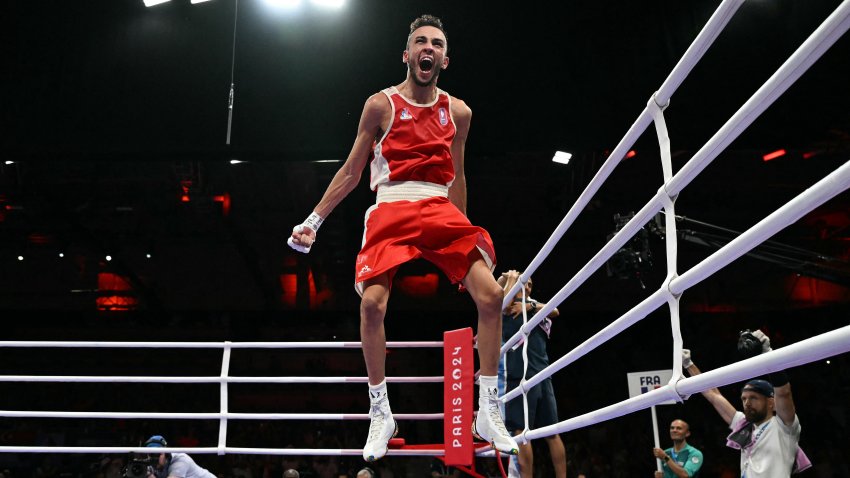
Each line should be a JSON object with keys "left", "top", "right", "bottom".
{"left": 486, "top": 395, "right": 508, "bottom": 432}
{"left": 367, "top": 401, "right": 389, "bottom": 442}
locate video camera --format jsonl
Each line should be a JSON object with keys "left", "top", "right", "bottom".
{"left": 122, "top": 453, "right": 156, "bottom": 478}
{"left": 737, "top": 329, "right": 762, "bottom": 359}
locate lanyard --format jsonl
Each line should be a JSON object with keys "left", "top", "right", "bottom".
{"left": 741, "top": 421, "right": 770, "bottom": 478}
{"left": 671, "top": 449, "right": 680, "bottom": 462}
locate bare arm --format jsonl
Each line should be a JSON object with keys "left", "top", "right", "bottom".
{"left": 290, "top": 94, "right": 388, "bottom": 248}
{"left": 685, "top": 362, "right": 737, "bottom": 425}
{"left": 448, "top": 98, "right": 471, "bottom": 214}
{"left": 498, "top": 270, "right": 520, "bottom": 298}
{"left": 313, "top": 94, "right": 388, "bottom": 217}
{"left": 773, "top": 382, "right": 796, "bottom": 426}
{"left": 652, "top": 448, "right": 690, "bottom": 478}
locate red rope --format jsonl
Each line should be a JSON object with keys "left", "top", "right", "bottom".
{"left": 494, "top": 448, "right": 508, "bottom": 478}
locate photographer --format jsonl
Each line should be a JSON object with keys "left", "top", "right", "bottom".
{"left": 682, "top": 330, "right": 810, "bottom": 477}
{"left": 126, "top": 435, "right": 215, "bottom": 478}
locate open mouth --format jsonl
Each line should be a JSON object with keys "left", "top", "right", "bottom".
{"left": 419, "top": 57, "right": 434, "bottom": 72}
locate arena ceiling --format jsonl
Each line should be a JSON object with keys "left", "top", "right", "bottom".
{"left": 2, "top": 0, "right": 849, "bottom": 314}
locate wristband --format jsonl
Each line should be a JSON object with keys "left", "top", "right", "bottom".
{"left": 664, "top": 455, "right": 670, "bottom": 462}
{"left": 768, "top": 369, "right": 789, "bottom": 388}
{"left": 303, "top": 212, "right": 324, "bottom": 233}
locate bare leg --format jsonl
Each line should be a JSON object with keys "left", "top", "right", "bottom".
{"left": 360, "top": 274, "right": 391, "bottom": 385}
{"left": 545, "top": 434, "right": 567, "bottom": 478}
{"left": 465, "top": 257, "right": 518, "bottom": 455}
{"left": 461, "top": 258, "right": 504, "bottom": 375}
{"left": 517, "top": 432, "right": 534, "bottom": 478}
{"left": 360, "top": 273, "right": 398, "bottom": 462}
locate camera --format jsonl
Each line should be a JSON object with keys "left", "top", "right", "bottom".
{"left": 122, "top": 455, "right": 155, "bottom": 478}
{"left": 737, "top": 329, "right": 762, "bottom": 359}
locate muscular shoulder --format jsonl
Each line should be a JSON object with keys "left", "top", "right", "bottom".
{"left": 364, "top": 92, "right": 392, "bottom": 117}
{"left": 450, "top": 95, "right": 471, "bottom": 122}
{"left": 361, "top": 92, "right": 392, "bottom": 132}
{"left": 450, "top": 95, "right": 471, "bottom": 137}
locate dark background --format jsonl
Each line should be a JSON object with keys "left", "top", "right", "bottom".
{"left": 1, "top": 0, "right": 849, "bottom": 476}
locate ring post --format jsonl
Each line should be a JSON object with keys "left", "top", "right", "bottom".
{"left": 443, "top": 328, "right": 474, "bottom": 467}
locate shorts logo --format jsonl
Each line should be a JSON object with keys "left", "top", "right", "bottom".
{"left": 357, "top": 254, "right": 368, "bottom": 265}
{"left": 438, "top": 107, "right": 448, "bottom": 125}
{"left": 358, "top": 265, "right": 372, "bottom": 277}
{"left": 400, "top": 108, "right": 413, "bottom": 120}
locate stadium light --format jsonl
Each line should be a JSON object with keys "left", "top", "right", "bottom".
{"left": 311, "top": 0, "right": 345, "bottom": 8}
{"left": 143, "top": 0, "right": 171, "bottom": 7}
{"left": 552, "top": 151, "right": 572, "bottom": 165}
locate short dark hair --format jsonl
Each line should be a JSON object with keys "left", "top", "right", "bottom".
{"left": 406, "top": 14, "right": 447, "bottom": 50}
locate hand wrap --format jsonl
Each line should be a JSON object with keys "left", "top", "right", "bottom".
{"left": 287, "top": 212, "right": 324, "bottom": 254}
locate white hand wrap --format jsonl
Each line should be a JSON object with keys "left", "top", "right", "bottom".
{"left": 752, "top": 329, "right": 772, "bottom": 353}
{"left": 302, "top": 212, "right": 324, "bottom": 233}
{"left": 682, "top": 349, "right": 693, "bottom": 369}
{"left": 287, "top": 212, "right": 324, "bottom": 254}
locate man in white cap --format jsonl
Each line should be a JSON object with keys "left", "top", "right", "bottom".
{"left": 682, "top": 329, "right": 810, "bottom": 477}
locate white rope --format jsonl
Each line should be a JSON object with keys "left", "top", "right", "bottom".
{"left": 0, "top": 375, "right": 443, "bottom": 383}
{"left": 218, "top": 342, "right": 232, "bottom": 454}
{"left": 0, "top": 340, "right": 443, "bottom": 349}
{"left": 3, "top": 1, "right": 848, "bottom": 460}
{"left": 500, "top": 0, "right": 748, "bottom": 309}
{"left": 0, "top": 411, "right": 443, "bottom": 420}
{"left": 0, "top": 446, "right": 446, "bottom": 456}
{"left": 526, "top": 326, "right": 850, "bottom": 440}
{"left": 500, "top": 2, "right": 850, "bottom": 451}
{"left": 0, "top": 339, "right": 448, "bottom": 456}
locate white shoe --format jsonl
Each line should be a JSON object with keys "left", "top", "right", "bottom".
{"left": 472, "top": 387, "right": 519, "bottom": 455}
{"left": 362, "top": 399, "right": 398, "bottom": 462}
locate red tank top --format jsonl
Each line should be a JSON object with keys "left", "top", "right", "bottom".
{"left": 369, "top": 86, "right": 456, "bottom": 190}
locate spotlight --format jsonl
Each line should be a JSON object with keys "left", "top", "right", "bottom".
{"left": 17, "top": 255, "right": 24, "bottom": 261}
{"left": 552, "top": 151, "right": 572, "bottom": 165}
{"left": 143, "top": 0, "right": 171, "bottom": 6}
{"left": 106, "top": 255, "right": 113, "bottom": 262}
{"left": 311, "top": 0, "right": 345, "bottom": 8}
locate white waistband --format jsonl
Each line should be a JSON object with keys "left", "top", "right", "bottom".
{"left": 376, "top": 181, "right": 449, "bottom": 203}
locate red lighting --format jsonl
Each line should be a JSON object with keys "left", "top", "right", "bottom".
{"left": 96, "top": 272, "right": 137, "bottom": 311}
{"left": 213, "top": 192, "right": 231, "bottom": 216}
{"left": 180, "top": 180, "right": 192, "bottom": 202}
{"left": 786, "top": 275, "right": 850, "bottom": 304}
{"left": 762, "top": 149, "right": 786, "bottom": 161}
{"left": 279, "top": 273, "right": 297, "bottom": 307}
{"left": 625, "top": 150, "right": 637, "bottom": 159}
{"left": 396, "top": 273, "right": 440, "bottom": 298}
{"left": 279, "top": 268, "right": 322, "bottom": 308}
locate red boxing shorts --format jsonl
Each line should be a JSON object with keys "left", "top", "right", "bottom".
{"left": 354, "top": 195, "right": 496, "bottom": 296}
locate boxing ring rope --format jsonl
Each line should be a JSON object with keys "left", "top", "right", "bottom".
{"left": 499, "top": 0, "right": 850, "bottom": 447}
{"left": 501, "top": 0, "right": 747, "bottom": 305}
{"left": 1, "top": 0, "right": 848, "bottom": 466}
{"left": 0, "top": 340, "right": 446, "bottom": 456}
